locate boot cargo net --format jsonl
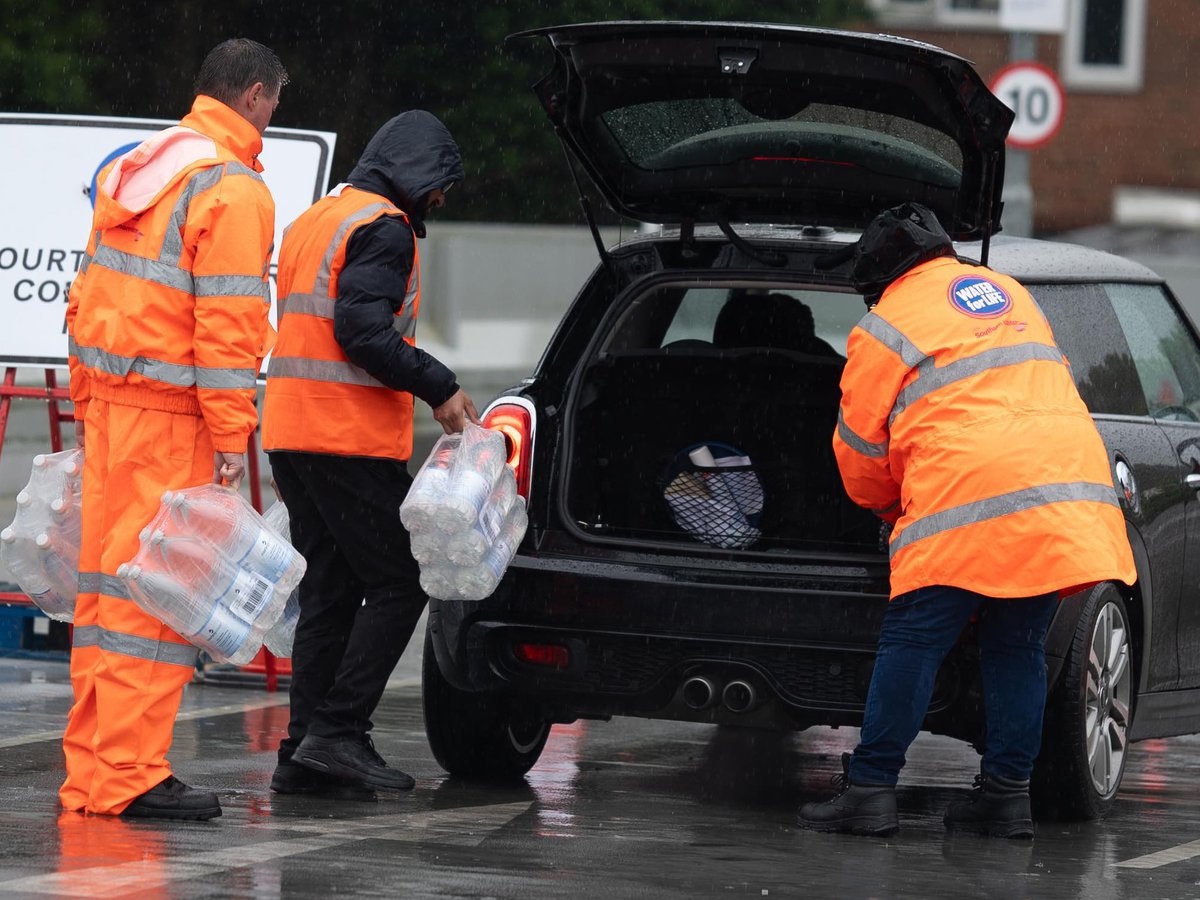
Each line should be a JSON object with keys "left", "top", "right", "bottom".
{"left": 661, "top": 443, "right": 764, "bottom": 550}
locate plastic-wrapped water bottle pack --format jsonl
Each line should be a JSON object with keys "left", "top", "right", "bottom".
{"left": 118, "top": 485, "right": 306, "bottom": 665}
{"left": 0, "top": 448, "right": 83, "bottom": 622}
{"left": 400, "top": 423, "right": 527, "bottom": 602}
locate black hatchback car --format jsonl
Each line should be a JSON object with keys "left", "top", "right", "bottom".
{"left": 421, "top": 21, "right": 1200, "bottom": 820}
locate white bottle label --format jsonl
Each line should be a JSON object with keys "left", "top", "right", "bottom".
{"left": 221, "top": 569, "right": 275, "bottom": 624}
{"left": 235, "top": 526, "right": 292, "bottom": 582}
{"left": 196, "top": 603, "right": 252, "bottom": 657}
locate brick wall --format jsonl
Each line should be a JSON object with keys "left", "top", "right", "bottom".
{"left": 885, "top": 7, "right": 1200, "bottom": 234}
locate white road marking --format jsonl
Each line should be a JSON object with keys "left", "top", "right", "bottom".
{"left": 1115, "top": 838, "right": 1200, "bottom": 869}
{"left": 0, "top": 801, "right": 532, "bottom": 897}
{"left": 0, "top": 695, "right": 290, "bottom": 749}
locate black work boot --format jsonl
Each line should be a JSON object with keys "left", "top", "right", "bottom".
{"left": 121, "top": 775, "right": 222, "bottom": 821}
{"left": 943, "top": 770, "right": 1034, "bottom": 839}
{"left": 797, "top": 753, "right": 899, "bottom": 836}
{"left": 295, "top": 733, "right": 415, "bottom": 791}
{"left": 270, "top": 759, "right": 379, "bottom": 801}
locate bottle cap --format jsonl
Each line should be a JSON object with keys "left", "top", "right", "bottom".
{"left": 64, "top": 461, "right": 80, "bottom": 476}
{"left": 139, "top": 527, "right": 150, "bottom": 542}
{"left": 50, "top": 498, "right": 68, "bottom": 515}
{"left": 116, "top": 563, "right": 128, "bottom": 578}
{"left": 1, "top": 528, "right": 14, "bottom": 542}
{"left": 161, "top": 490, "right": 174, "bottom": 505}
{"left": 32, "top": 454, "right": 47, "bottom": 467}
{"left": 35, "top": 533, "right": 50, "bottom": 549}
{"left": 15, "top": 491, "right": 31, "bottom": 507}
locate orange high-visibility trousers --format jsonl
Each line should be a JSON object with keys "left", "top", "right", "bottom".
{"left": 59, "top": 398, "right": 212, "bottom": 815}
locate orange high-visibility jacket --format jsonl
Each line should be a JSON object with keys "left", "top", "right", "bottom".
{"left": 261, "top": 185, "right": 420, "bottom": 460}
{"left": 66, "top": 96, "right": 275, "bottom": 454}
{"left": 833, "top": 256, "right": 1137, "bottom": 599}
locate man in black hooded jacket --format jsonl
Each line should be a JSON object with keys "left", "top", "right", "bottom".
{"left": 262, "top": 111, "right": 477, "bottom": 797}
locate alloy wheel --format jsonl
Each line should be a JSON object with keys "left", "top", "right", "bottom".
{"left": 1085, "top": 600, "right": 1132, "bottom": 797}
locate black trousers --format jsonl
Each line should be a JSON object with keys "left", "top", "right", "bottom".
{"left": 269, "top": 450, "right": 427, "bottom": 761}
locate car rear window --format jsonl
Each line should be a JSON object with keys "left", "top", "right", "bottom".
{"left": 601, "top": 100, "right": 963, "bottom": 188}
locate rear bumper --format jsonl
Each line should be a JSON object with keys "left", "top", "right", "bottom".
{"left": 423, "top": 553, "right": 1033, "bottom": 740}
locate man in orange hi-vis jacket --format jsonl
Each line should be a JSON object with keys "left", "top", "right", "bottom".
{"left": 797, "top": 203, "right": 1136, "bottom": 839}
{"left": 61, "top": 39, "right": 285, "bottom": 821}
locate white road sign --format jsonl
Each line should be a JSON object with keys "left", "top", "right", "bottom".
{"left": 989, "top": 62, "right": 1066, "bottom": 150}
{"left": 0, "top": 114, "right": 336, "bottom": 366}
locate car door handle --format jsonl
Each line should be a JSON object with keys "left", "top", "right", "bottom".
{"left": 1186, "top": 473, "right": 1200, "bottom": 491}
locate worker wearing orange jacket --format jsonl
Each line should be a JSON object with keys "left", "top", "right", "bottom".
{"left": 61, "top": 39, "right": 285, "bottom": 821}
{"left": 798, "top": 203, "right": 1135, "bottom": 839}
{"left": 262, "top": 112, "right": 477, "bottom": 797}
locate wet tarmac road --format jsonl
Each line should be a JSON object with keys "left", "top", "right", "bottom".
{"left": 1, "top": 644, "right": 1199, "bottom": 899}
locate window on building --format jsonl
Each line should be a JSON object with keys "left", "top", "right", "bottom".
{"left": 867, "top": 0, "right": 1000, "bottom": 28}
{"left": 1062, "top": 0, "right": 1146, "bottom": 92}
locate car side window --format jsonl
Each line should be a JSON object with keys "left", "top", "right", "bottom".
{"left": 1106, "top": 283, "right": 1200, "bottom": 422}
{"left": 1029, "top": 283, "right": 1148, "bottom": 416}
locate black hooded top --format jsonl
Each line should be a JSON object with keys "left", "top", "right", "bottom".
{"left": 332, "top": 111, "right": 466, "bottom": 409}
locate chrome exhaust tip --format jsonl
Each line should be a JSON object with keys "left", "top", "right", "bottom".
{"left": 722, "top": 679, "right": 758, "bottom": 713}
{"left": 682, "top": 675, "right": 717, "bottom": 710}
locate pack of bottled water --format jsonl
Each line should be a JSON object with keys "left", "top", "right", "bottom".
{"left": 400, "top": 424, "right": 527, "bottom": 602}
{"left": 259, "top": 499, "right": 299, "bottom": 658}
{"left": 0, "top": 448, "right": 83, "bottom": 622}
{"left": 117, "top": 485, "right": 306, "bottom": 665}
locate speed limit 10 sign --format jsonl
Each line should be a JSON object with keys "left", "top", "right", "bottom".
{"left": 989, "top": 62, "right": 1066, "bottom": 150}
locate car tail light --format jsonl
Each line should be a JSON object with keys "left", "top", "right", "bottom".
{"left": 483, "top": 399, "right": 534, "bottom": 499}
{"left": 514, "top": 641, "right": 569, "bottom": 669}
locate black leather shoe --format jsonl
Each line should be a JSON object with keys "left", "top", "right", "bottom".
{"left": 797, "top": 753, "right": 898, "bottom": 836}
{"left": 270, "top": 760, "right": 378, "bottom": 801}
{"left": 294, "top": 733, "right": 415, "bottom": 791}
{"left": 944, "top": 770, "right": 1034, "bottom": 838}
{"left": 121, "top": 775, "right": 222, "bottom": 821}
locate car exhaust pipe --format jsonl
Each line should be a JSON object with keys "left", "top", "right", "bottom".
{"left": 722, "top": 680, "right": 758, "bottom": 713}
{"left": 682, "top": 675, "right": 717, "bottom": 710}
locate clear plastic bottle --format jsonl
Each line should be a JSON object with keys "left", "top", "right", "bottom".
{"left": 452, "top": 499, "right": 528, "bottom": 601}
{"left": 119, "top": 560, "right": 259, "bottom": 665}
{"left": 160, "top": 487, "right": 304, "bottom": 593}
{"left": 401, "top": 434, "right": 462, "bottom": 533}
{"left": 435, "top": 428, "right": 507, "bottom": 534}
{"left": 419, "top": 564, "right": 463, "bottom": 601}
{"left": 34, "top": 532, "right": 78, "bottom": 619}
{"left": 445, "top": 468, "right": 517, "bottom": 567}
{"left": 262, "top": 587, "right": 299, "bottom": 658}
{"left": 409, "top": 529, "right": 445, "bottom": 566}
{"left": 2, "top": 527, "right": 73, "bottom": 621}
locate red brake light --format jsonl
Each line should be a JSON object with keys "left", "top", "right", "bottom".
{"left": 483, "top": 401, "right": 533, "bottom": 499}
{"left": 514, "top": 642, "right": 569, "bottom": 669}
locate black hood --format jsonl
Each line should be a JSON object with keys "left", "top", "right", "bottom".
{"left": 347, "top": 110, "right": 464, "bottom": 235}
{"left": 850, "top": 202, "right": 955, "bottom": 300}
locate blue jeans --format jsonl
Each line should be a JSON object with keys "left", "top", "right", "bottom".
{"left": 850, "top": 585, "right": 1058, "bottom": 786}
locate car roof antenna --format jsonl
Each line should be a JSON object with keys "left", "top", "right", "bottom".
{"left": 557, "top": 136, "right": 616, "bottom": 280}
{"left": 717, "top": 218, "right": 787, "bottom": 267}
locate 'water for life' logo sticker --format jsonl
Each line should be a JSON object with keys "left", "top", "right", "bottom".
{"left": 948, "top": 276, "right": 1013, "bottom": 318}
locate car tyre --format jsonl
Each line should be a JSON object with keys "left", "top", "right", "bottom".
{"left": 421, "top": 627, "right": 551, "bottom": 781}
{"left": 1032, "top": 583, "right": 1134, "bottom": 820}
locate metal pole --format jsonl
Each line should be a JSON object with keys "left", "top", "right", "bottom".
{"left": 1004, "top": 31, "right": 1036, "bottom": 237}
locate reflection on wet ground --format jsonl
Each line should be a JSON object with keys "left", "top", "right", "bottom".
{"left": 0, "top": 653, "right": 1198, "bottom": 898}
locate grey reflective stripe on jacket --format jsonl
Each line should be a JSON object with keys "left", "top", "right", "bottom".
{"left": 837, "top": 409, "right": 888, "bottom": 458}
{"left": 890, "top": 481, "right": 1120, "bottom": 559}
{"left": 69, "top": 339, "right": 256, "bottom": 391}
{"left": 76, "top": 571, "right": 131, "bottom": 601}
{"left": 889, "top": 342, "right": 1069, "bottom": 428}
{"left": 72, "top": 624, "right": 198, "bottom": 668}
{"left": 268, "top": 356, "right": 388, "bottom": 389}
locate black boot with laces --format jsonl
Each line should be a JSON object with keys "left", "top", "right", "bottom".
{"left": 796, "top": 752, "right": 898, "bottom": 836}
{"left": 943, "top": 770, "right": 1033, "bottom": 839}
